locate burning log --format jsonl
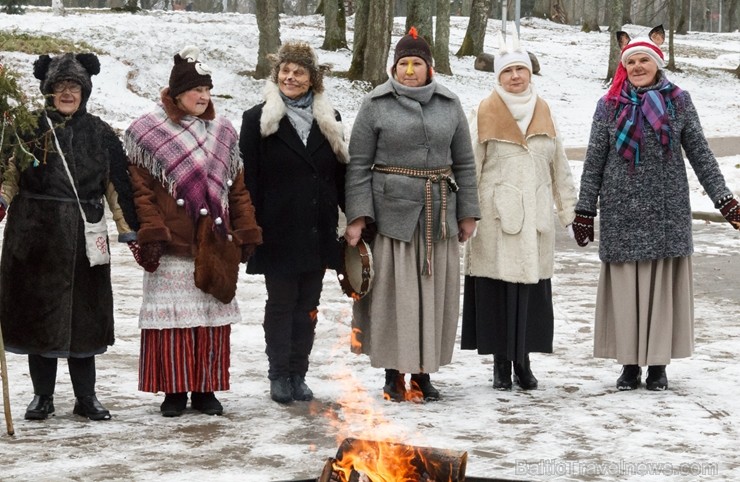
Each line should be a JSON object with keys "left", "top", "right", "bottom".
{"left": 321, "top": 438, "right": 468, "bottom": 482}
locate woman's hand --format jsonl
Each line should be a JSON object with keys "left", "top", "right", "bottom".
{"left": 344, "top": 217, "right": 367, "bottom": 247}
{"left": 457, "top": 217, "right": 477, "bottom": 242}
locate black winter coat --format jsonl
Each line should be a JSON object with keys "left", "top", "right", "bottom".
{"left": 240, "top": 104, "right": 346, "bottom": 275}
{"left": 0, "top": 109, "right": 138, "bottom": 356}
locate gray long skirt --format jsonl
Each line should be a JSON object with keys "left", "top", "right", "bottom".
{"left": 351, "top": 231, "right": 460, "bottom": 374}
{"left": 593, "top": 256, "right": 694, "bottom": 366}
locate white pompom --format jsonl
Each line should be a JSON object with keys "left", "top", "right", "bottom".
{"left": 179, "top": 46, "right": 200, "bottom": 62}
{"left": 176, "top": 199, "right": 185, "bottom": 206}
{"left": 199, "top": 208, "right": 208, "bottom": 216}
{"left": 214, "top": 217, "right": 223, "bottom": 225}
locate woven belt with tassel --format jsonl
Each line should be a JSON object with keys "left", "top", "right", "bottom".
{"left": 371, "top": 164, "right": 459, "bottom": 276}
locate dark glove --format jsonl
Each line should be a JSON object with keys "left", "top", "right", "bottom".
{"left": 129, "top": 241, "right": 166, "bottom": 273}
{"left": 717, "top": 195, "right": 740, "bottom": 230}
{"left": 572, "top": 211, "right": 595, "bottom": 247}
{"left": 360, "top": 222, "right": 377, "bottom": 244}
{"left": 241, "top": 244, "right": 256, "bottom": 263}
{"left": 0, "top": 203, "right": 5, "bottom": 223}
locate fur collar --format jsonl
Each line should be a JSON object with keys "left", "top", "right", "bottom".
{"left": 160, "top": 87, "right": 215, "bottom": 124}
{"left": 260, "top": 81, "right": 348, "bottom": 163}
{"left": 477, "top": 91, "right": 556, "bottom": 147}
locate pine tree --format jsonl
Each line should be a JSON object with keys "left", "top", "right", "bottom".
{"left": 0, "top": 64, "right": 38, "bottom": 173}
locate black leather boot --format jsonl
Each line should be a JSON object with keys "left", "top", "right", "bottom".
{"left": 410, "top": 373, "right": 440, "bottom": 401}
{"left": 160, "top": 392, "right": 188, "bottom": 417}
{"left": 73, "top": 394, "right": 111, "bottom": 421}
{"left": 191, "top": 392, "right": 223, "bottom": 415}
{"left": 270, "top": 377, "right": 293, "bottom": 404}
{"left": 513, "top": 354, "right": 538, "bottom": 390}
{"left": 616, "top": 365, "right": 642, "bottom": 390}
{"left": 383, "top": 369, "right": 406, "bottom": 402}
{"left": 646, "top": 365, "right": 668, "bottom": 391}
{"left": 290, "top": 374, "right": 314, "bottom": 401}
{"left": 25, "top": 395, "right": 55, "bottom": 420}
{"left": 493, "top": 354, "right": 512, "bottom": 390}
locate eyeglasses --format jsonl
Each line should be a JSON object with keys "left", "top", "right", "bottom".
{"left": 52, "top": 82, "right": 82, "bottom": 94}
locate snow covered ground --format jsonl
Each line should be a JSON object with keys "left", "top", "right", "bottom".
{"left": 0, "top": 8, "right": 739, "bottom": 481}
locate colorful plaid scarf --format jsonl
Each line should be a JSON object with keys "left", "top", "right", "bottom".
{"left": 125, "top": 105, "right": 241, "bottom": 234}
{"left": 615, "top": 77, "right": 682, "bottom": 170}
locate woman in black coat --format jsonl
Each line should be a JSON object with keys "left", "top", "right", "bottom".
{"left": 240, "top": 42, "right": 348, "bottom": 404}
{"left": 0, "top": 53, "right": 138, "bottom": 421}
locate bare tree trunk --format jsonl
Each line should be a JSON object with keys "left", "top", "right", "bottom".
{"left": 406, "top": 0, "right": 434, "bottom": 49}
{"left": 582, "top": 0, "right": 601, "bottom": 31}
{"left": 675, "top": 0, "right": 689, "bottom": 33}
{"left": 728, "top": 0, "right": 739, "bottom": 32}
{"left": 666, "top": 0, "right": 677, "bottom": 70}
{"left": 533, "top": 0, "right": 550, "bottom": 18}
{"left": 435, "top": 0, "right": 452, "bottom": 74}
{"left": 52, "top": 0, "right": 65, "bottom": 15}
{"left": 456, "top": 0, "right": 492, "bottom": 57}
{"left": 255, "top": 0, "right": 281, "bottom": 79}
{"left": 606, "top": 0, "right": 624, "bottom": 83}
{"left": 622, "top": 0, "right": 631, "bottom": 23}
{"left": 348, "top": 0, "right": 393, "bottom": 85}
{"left": 323, "top": 0, "right": 348, "bottom": 50}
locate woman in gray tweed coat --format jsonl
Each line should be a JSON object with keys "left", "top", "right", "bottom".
{"left": 343, "top": 28, "right": 480, "bottom": 402}
{"left": 573, "top": 29, "right": 739, "bottom": 391}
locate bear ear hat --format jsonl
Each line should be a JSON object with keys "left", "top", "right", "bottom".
{"left": 33, "top": 54, "right": 52, "bottom": 81}
{"left": 75, "top": 53, "right": 101, "bottom": 77}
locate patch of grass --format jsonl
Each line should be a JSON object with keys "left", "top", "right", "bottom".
{"left": 0, "top": 31, "right": 103, "bottom": 55}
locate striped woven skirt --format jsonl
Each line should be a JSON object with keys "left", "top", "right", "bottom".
{"left": 139, "top": 325, "right": 231, "bottom": 393}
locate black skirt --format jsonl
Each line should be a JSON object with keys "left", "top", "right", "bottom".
{"left": 461, "top": 276, "right": 554, "bottom": 364}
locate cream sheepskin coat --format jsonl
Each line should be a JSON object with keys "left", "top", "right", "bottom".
{"left": 463, "top": 92, "right": 577, "bottom": 284}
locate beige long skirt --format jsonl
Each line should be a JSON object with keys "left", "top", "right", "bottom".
{"left": 593, "top": 256, "right": 694, "bottom": 366}
{"left": 352, "top": 230, "right": 460, "bottom": 374}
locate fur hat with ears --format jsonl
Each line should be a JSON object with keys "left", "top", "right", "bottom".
{"left": 606, "top": 25, "right": 665, "bottom": 101}
{"left": 168, "top": 46, "right": 213, "bottom": 99}
{"left": 494, "top": 32, "right": 532, "bottom": 83}
{"left": 269, "top": 41, "right": 330, "bottom": 94}
{"left": 33, "top": 52, "right": 100, "bottom": 107}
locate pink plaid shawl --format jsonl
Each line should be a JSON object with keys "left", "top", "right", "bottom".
{"left": 125, "top": 105, "right": 241, "bottom": 234}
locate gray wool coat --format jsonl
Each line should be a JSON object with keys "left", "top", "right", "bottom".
{"left": 577, "top": 90, "right": 732, "bottom": 263}
{"left": 345, "top": 80, "right": 480, "bottom": 239}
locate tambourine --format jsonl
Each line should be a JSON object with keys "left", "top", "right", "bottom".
{"left": 337, "top": 238, "right": 374, "bottom": 300}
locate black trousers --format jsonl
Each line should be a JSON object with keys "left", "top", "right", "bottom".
{"left": 263, "top": 270, "right": 324, "bottom": 380}
{"left": 28, "top": 354, "right": 96, "bottom": 398}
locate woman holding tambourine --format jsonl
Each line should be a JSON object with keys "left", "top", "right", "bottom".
{"left": 344, "top": 28, "right": 480, "bottom": 403}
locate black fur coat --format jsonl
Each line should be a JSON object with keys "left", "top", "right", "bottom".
{"left": 0, "top": 109, "right": 137, "bottom": 356}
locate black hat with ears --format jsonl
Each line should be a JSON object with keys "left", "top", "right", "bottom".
{"left": 33, "top": 53, "right": 100, "bottom": 108}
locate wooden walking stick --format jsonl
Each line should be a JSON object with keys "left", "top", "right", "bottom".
{"left": 0, "top": 324, "right": 14, "bottom": 436}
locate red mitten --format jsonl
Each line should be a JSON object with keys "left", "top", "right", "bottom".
{"left": 0, "top": 203, "right": 6, "bottom": 223}
{"left": 717, "top": 196, "right": 740, "bottom": 230}
{"left": 572, "top": 211, "right": 595, "bottom": 247}
{"left": 131, "top": 241, "right": 166, "bottom": 273}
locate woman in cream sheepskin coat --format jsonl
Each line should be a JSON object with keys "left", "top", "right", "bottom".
{"left": 462, "top": 38, "right": 577, "bottom": 391}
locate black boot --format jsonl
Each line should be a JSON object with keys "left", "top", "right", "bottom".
{"left": 616, "top": 365, "right": 642, "bottom": 390}
{"left": 513, "top": 354, "right": 538, "bottom": 390}
{"left": 25, "top": 395, "right": 55, "bottom": 420}
{"left": 646, "top": 365, "right": 668, "bottom": 391}
{"left": 290, "top": 374, "right": 314, "bottom": 401}
{"left": 191, "top": 392, "right": 223, "bottom": 415}
{"left": 493, "top": 354, "right": 513, "bottom": 390}
{"left": 410, "top": 373, "right": 440, "bottom": 402}
{"left": 73, "top": 394, "right": 111, "bottom": 421}
{"left": 160, "top": 392, "right": 188, "bottom": 417}
{"left": 270, "top": 377, "right": 293, "bottom": 404}
{"left": 383, "top": 369, "right": 406, "bottom": 402}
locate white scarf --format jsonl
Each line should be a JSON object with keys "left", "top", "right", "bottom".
{"left": 493, "top": 83, "right": 538, "bottom": 135}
